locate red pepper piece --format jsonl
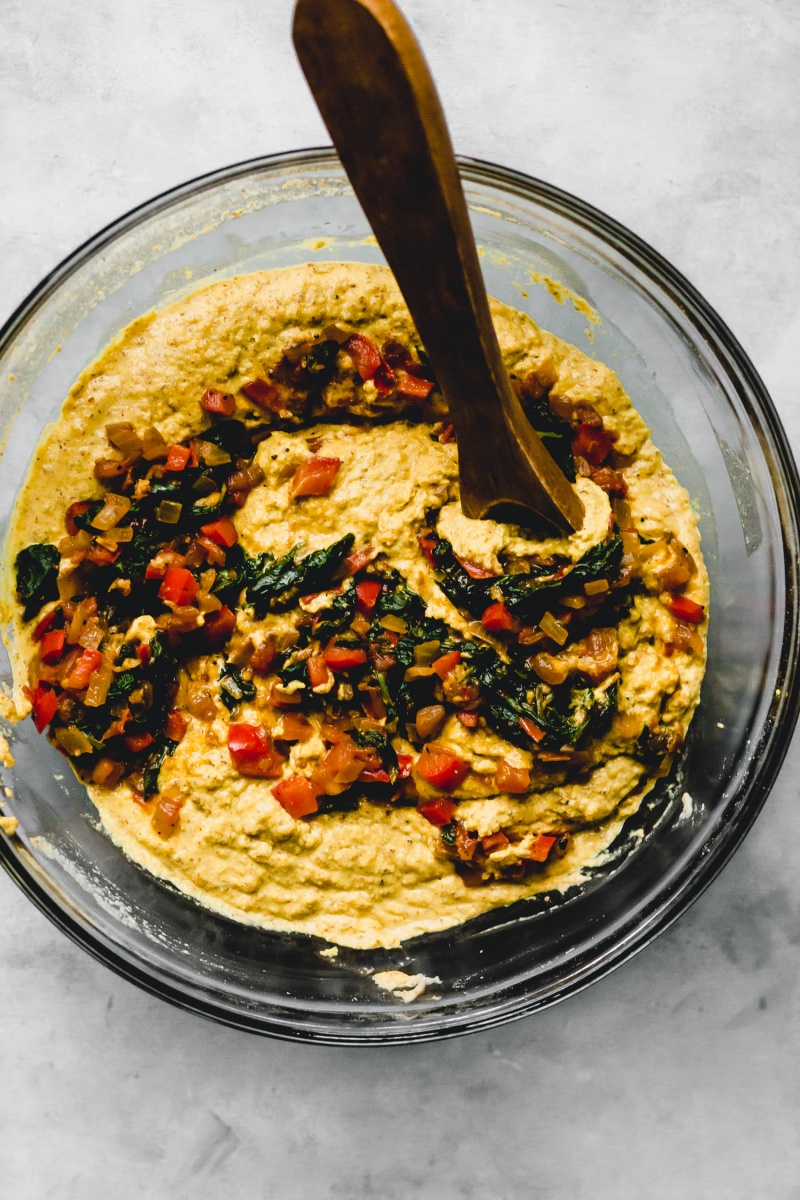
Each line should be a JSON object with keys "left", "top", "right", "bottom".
{"left": 395, "top": 372, "right": 434, "bottom": 400}
{"left": 481, "top": 601, "right": 516, "bottom": 632}
{"left": 373, "top": 360, "right": 397, "bottom": 396}
{"left": 165, "top": 444, "right": 191, "bottom": 472}
{"left": 64, "top": 648, "right": 103, "bottom": 691}
{"left": 431, "top": 650, "right": 461, "bottom": 679}
{"left": 33, "top": 608, "right": 60, "bottom": 642}
{"left": 199, "top": 515, "right": 238, "bottom": 547}
{"left": 203, "top": 605, "right": 237, "bottom": 647}
{"left": 457, "top": 556, "right": 497, "bottom": 580}
{"left": 323, "top": 644, "right": 368, "bottom": 671}
{"left": 572, "top": 423, "right": 615, "bottom": 466}
{"left": 396, "top": 753, "right": 414, "bottom": 779}
{"left": 307, "top": 655, "right": 331, "bottom": 688}
{"left": 519, "top": 716, "right": 546, "bottom": 743}
{"left": 529, "top": 834, "right": 558, "bottom": 863}
{"left": 40, "top": 629, "right": 66, "bottom": 665}
{"left": 418, "top": 534, "right": 437, "bottom": 566}
{"left": 664, "top": 594, "right": 705, "bottom": 624}
{"left": 457, "top": 711, "right": 480, "bottom": 729}
{"left": 137, "top": 643, "right": 152, "bottom": 665}
{"left": 200, "top": 388, "right": 235, "bottom": 417}
{"left": 165, "top": 710, "right": 189, "bottom": 742}
{"left": 415, "top": 745, "right": 470, "bottom": 791}
{"left": 344, "top": 333, "right": 381, "bottom": 381}
{"left": 355, "top": 579, "right": 382, "bottom": 615}
{"left": 359, "top": 767, "right": 391, "bottom": 784}
{"left": 417, "top": 797, "right": 458, "bottom": 826}
{"left": 289, "top": 455, "right": 341, "bottom": 500}
{"left": 65, "top": 500, "right": 92, "bottom": 537}
{"left": 30, "top": 682, "right": 58, "bottom": 733}
{"left": 159, "top": 567, "right": 199, "bottom": 607}
{"left": 241, "top": 378, "right": 282, "bottom": 410}
{"left": 228, "top": 723, "right": 284, "bottom": 777}
{"left": 125, "top": 732, "right": 154, "bottom": 753}
{"left": 343, "top": 544, "right": 378, "bottom": 575}
{"left": 272, "top": 775, "right": 320, "bottom": 819}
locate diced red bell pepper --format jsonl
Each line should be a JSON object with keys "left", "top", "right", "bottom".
{"left": 418, "top": 534, "right": 437, "bottom": 566}
{"left": 307, "top": 655, "right": 331, "bottom": 688}
{"left": 481, "top": 831, "right": 510, "bottom": 854}
{"left": 65, "top": 500, "right": 92, "bottom": 537}
{"left": 457, "top": 711, "right": 480, "bottom": 729}
{"left": 417, "top": 797, "right": 457, "bottom": 826}
{"left": 395, "top": 372, "right": 435, "bottom": 400}
{"left": 39, "top": 629, "right": 66, "bottom": 664}
{"left": 572, "top": 423, "right": 615, "bottom": 466}
{"left": 344, "top": 333, "right": 381, "bottom": 381}
{"left": 159, "top": 566, "right": 199, "bottom": 607}
{"left": 165, "top": 710, "right": 189, "bottom": 742}
{"left": 519, "top": 716, "right": 546, "bottom": 743}
{"left": 323, "top": 644, "right": 367, "bottom": 671}
{"left": 457, "top": 556, "right": 497, "bottom": 580}
{"left": 241, "top": 378, "right": 282, "bottom": 410}
{"left": 355, "top": 579, "right": 382, "bottom": 615}
{"left": 664, "top": 594, "right": 705, "bottom": 624}
{"left": 228, "top": 722, "right": 284, "bottom": 777}
{"left": 30, "top": 682, "right": 58, "bottom": 733}
{"left": 343, "top": 544, "right": 377, "bottom": 575}
{"left": 201, "top": 388, "right": 235, "bottom": 417}
{"left": 396, "top": 754, "right": 414, "bottom": 779}
{"left": 415, "top": 745, "right": 470, "bottom": 791}
{"left": 165, "top": 444, "right": 191, "bottom": 472}
{"left": 200, "top": 515, "right": 238, "bottom": 547}
{"left": 495, "top": 760, "right": 531, "bottom": 794}
{"left": 65, "top": 648, "right": 103, "bottom": 691}
{"left": 481, "top": 601, "right": 516, "bottom": 632}
{"left": 137, "top": 643, "right": 152, "bottom": 665}
{"left": 33, "top": 608, "right": 60, "bottom": 641}
{"left": 373, "top": 360, "right": 397, "bottom": 396}
{"left": 359, "top": 767, "right": 391, "bottom": 784}
{"left": 432, "top": 650, "right": 461, "bottom": 679}
{"left": 272, "top": 775, "right": 320, "bottom": 818}
{"left": 125, "top": 732, "right": 154, "bottom": 753}
{"left": 529, "top": 834, "right": 558, "bottom": 863}
{"left": 289, "top": 455, "right": 341, "bottom": 500}
{"left": 203, "top": 605, "right": 237, "bottom": 647}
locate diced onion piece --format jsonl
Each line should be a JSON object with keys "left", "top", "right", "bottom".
{"left": 415, "top": 704, "right": 446, "bottom": 740}
{"left": 584, "top": 578, "right": 609, "bottom": 596}
{"left": 55, "top": 725, "right": 95, "bottom": 756}
{"left": 413, "top": 640, "right": 441, "bottom": 667}
{"left": 141, "top": 426, "right": 169, "bottom": 460}
{"left": 194, "top": 439, "right": 232, "bottom": 467}
{"left": 91, "top": 493, "right": 131, "bottom": 531}
{"left": 155, "top": 499, "right": 183, "bottom": 524}
{"left": 105, "top": 422, "right": 143, "bottom": 459}
{"left": 379, "top": 614, "right": 407, "bottom": 634}
{"left": 152, "top": 787, "right": 185, "bottom": 838}
{"left": 84, "top": 658, "right": 114, "bottom": 707}
{"left": 98, "top": 526, "right": 133, "bottom": 543}
{"left": 539, "top": 611, "right": 569, "bottom": 646}
{"left": 77, "top": 619, "right": 104, "bottom": 651}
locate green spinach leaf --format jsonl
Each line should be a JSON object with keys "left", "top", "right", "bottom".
{"left": 15, "top": 543, "right": 60, "bottom": 620}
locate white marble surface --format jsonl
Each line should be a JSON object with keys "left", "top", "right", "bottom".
{"left": 2, "top": 2, "right": 800, "bottom": 1196}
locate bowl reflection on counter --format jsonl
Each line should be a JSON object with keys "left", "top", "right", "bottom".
{"left": 1, "top": 149, "right": 799, "bottom": 1043}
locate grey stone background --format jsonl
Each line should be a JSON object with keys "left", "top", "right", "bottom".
{"left": 2, "top": 1, "right": 799, "bottom": 1196}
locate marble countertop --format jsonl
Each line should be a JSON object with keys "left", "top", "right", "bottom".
{"left": 2, "top": 2, "right": 799, "bottom": 1196}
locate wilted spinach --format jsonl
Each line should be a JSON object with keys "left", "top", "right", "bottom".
{"left": 15, "top": 543, "right": 60, "bottom": 620}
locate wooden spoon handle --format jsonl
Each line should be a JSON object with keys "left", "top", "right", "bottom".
{"left": 292, "top": 0, "right": 583, "bottom": 533}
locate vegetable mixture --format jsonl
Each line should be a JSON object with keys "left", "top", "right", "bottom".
{"left": 6, "top": 263, "right": 708, "bottom": 946}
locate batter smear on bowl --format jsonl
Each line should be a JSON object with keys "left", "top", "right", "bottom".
{"left": 5, "top": 263, "right": 708, "bottom": 949}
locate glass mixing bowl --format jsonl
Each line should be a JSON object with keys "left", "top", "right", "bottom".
{"left": 1, "top": 150, "right": 798, "bottom": 1044}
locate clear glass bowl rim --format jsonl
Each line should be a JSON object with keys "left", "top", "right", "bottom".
{"left": 2, "top": 147, "right": 800, "bottom": 1044}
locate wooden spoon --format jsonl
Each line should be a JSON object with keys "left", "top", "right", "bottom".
{"left": 292, "top": 0, "right": 584, "bottom": 534}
